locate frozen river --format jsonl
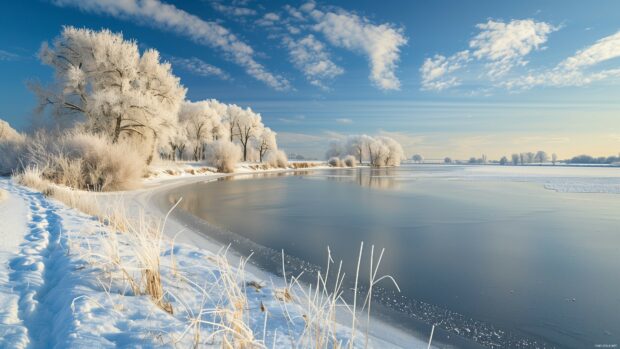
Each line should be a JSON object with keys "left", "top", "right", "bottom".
{"left": 165, "top": 165, "right": 620, "bottom": 348}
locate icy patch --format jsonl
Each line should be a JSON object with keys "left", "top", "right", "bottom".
{"left": 544, "top": 181, "right": 620, "bottom": 193}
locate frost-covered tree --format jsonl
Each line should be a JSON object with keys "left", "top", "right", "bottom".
{"left": 223, "top": 104, "right": 244, "bottom": 143}
{"left": 535, "top": 150, "right": 548, "bottom": 164}
{"left": 256, "top": 127, "right": 277, "bottom": 162}
{"left": 346, "top": 135, "right": 372, "bottom": 165}
{"left": 511, "top": 153, "right": 520, "bottom": 165}
{"left": 444, "top": 157, "right": 452, "bottom": 164}
{"left": 411, "top": 154, "right": 423, "bottom": 163}
{"left": 525, "top": 152, "right": 535, "bottom": 164}
{"left": 35, "top": 27, "right": 186, "bottom": 163}
{"left": 326, "top": 135, "right": 404, "bottom": 167}
{"left": 166, "top": 127, "right": 188, "bottom": 161}
{"left": 499, "top": 156, "right": 508, "bottom": 165}
{"left": 325, "top": 140, "right": 346, "bottom": 159}
{"left": 235, "top": 108, "right": 263, "bottom": 161}
{"left": 552, "top": 153, "right": 558, "bottom": 165}
{"left": 179, "top": 101, "right": 225, "bottom": 161}
{"left": 377, "top": 137, "right": 405, "bottom": 166}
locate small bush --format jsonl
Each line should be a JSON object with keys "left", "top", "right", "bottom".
{"left": 5, "top": 131, "right": 145, "bottom": 191}
{"left": 328, "top": 157, "right": 342, "bottom": 167}
{"left": 343, "top": 155, "right": 357, "bottom": 167}
{"left": 205, "top": 140, "right": 241, "bottom": 173}
{"left": 264, "top": 149, "right": 289, "bottom": 168}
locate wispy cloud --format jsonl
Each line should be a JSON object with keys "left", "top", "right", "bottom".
{"left": 309, "top": 10, "right": 406, "bottom": 90}
{"left": 256, "top": 12, "right": 280, "bottom": 27}
{"left": 421, "top": 19, "right": 558, "bottom": 91}
{"left": 278, "top": 115, "right": 306, "bottom": 123}
{"left": 284, "top": 35, "right": 343, "bottom": 89}
{"left": 504, "top": 30, "right": 620, "bottom": 89}
{"left": 51, "top": 0, "right": 290, "bottom": 90}
{"left": 420, "top": 51, "right": 470, "bottom": 91}
{"left": 335, "top": 118, "right": 353, "bottom": 124}
{"left": 0, "top": 49, "right": 21, "bottom": 61}
{"left": 168, "top": 56, "right": 230, "bottom": 80}
{"left": 470, "top": 19, "right": 558, "bottom": 78}
{"left": 210, "top": 1, "right": 256, "bottom": 17}
{"left": 292, "top": 2, "right": 406, "bottom": 91}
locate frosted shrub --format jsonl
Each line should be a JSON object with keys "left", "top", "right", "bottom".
{"left": 343, "top": 155, "right": 357, "bottom": 167}
{"left": 205, "top": 140, "right": 241, "bottom": 173}
{"left": 17, "top": 131, "right": 145, "bottom": 191}
{"left": 264, "top": 149, "right": 288, "bottom": 168}
{"left": 328, "top": 157, "right": 342, "bottom": 167}
{"left": 59, "top": 132, "right": 146, "bottom": 190}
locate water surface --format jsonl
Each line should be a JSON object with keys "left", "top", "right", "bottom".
{"left": 166, "top": 165, "right": 620, "bottom": 348}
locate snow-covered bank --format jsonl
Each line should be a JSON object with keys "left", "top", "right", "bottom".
{"left": 0, "top": 163, "right": 430, "bottom": 348}
{"left": 103, "top": 164, "right": 430, "bottom": 348}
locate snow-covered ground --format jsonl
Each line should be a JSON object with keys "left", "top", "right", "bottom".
{"left": 397, "top": 164, "right": 620, "bottom": 194}
{"left": 0, "top": 162, "right": 428, "bottom": 348}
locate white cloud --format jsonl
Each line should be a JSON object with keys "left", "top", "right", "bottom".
{"left": 307, "top": 7, "right": 407, "bottom": 90}
{"left": 256, "top": 12, "right": 280, "bottom": 27}
{"left": 420, "top": 51, "right": 470, "bottom": 91}
{"left": 335, "top": 118, "right": 353, "bottom": 124}
{"left": 470, "top": 19, "right": 558, "bottom": 78}
{"left": 278, "top": 115, "right": 305, "bottom": 123}
{"left": 51, "top": 0, "right": 290, "bottom": 90}
{"left": 210, "top": 2, "right": 256, "bottom": 17}
{"left": 284, "top": 4, "right": 305, "bottom": 21}
{"left": 504, "top": 30, "right": 620, "bottom": 89}
{"left": 420, "top": 19, "right": 559, "bottom": 91}
{"left": 284, "top": 35, "right": 343, "bottom": 89}
{"left": 559, "top": 30, "right": 620, "bottom": 70}
{"left": 0, "top": 49, "right": 20, "bottom": 61}
{"left": 299, "top": 2, "right": 315, "bottom": 13}
{"left": 168, "top": 56, "right": 230, "bottom": 80}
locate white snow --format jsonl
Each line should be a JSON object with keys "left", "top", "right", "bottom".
{"left": 0, "top": 168, "right": 427, "bottom": 348}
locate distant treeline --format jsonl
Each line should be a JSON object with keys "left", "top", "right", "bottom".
{"left": 568, "top": 154, "right": 620, "bottom": 164}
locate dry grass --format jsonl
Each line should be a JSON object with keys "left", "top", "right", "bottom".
{"left": 289, "top": 162, "right": 322, "bottom": 169}
{"left": 274, "top": 243, "right": 400, "bottom": 349}
{"left": 0, "top": 188, "right": 7, "bottom": 203}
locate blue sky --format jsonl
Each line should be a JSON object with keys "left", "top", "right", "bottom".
{"left": 1, "top": 0, "right": 619, "bottom": 159}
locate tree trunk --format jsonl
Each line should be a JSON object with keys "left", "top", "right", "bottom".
{"left": 112, "top": 115, "right": 122, "bottom": 143}
{"left": 146, "top": 129, "right": 158, "bottom": 165}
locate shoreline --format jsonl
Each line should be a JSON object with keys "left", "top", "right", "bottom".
{"left": 98, "top": 165, "right": 435, "bottom": 348}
